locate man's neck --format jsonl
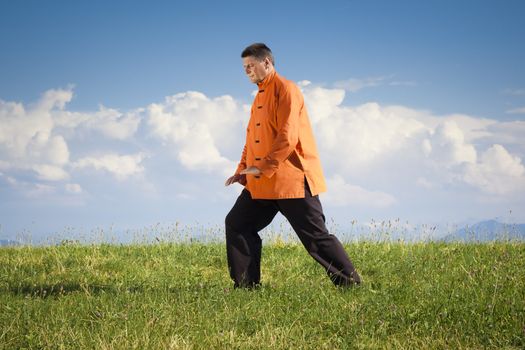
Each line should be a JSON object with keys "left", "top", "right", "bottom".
{"left": 257, "top": 68, "right": 275, "bottom": 85}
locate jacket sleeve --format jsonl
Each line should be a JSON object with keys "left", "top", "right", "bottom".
{"left": 259, "top": 83, "right": 301, "bottom": 178}
{"left": 235, "top": 143, "right": 247, "bottom": 175}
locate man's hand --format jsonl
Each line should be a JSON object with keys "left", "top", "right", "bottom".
{"left": 240, "top": 166, "right": 261, "bottom": 176}
{"left": 225, "top": 173, "right": 247, "bottom": 186}
{"left": 225, "top": 167, "right": 261, "bottom": 186}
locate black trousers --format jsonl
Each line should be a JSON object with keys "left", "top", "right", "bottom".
{"left": 225, "top": 183, "right": 361, "bottom": 287}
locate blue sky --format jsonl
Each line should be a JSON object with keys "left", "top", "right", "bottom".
{"left": 1, "top": 0, "right": 525, "bottom": 242}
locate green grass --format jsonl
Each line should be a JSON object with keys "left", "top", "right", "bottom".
{"left": 1, "top": 241, "right": 524, "bottom": 349}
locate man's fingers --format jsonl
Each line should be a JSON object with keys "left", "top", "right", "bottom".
{"left": 240, "top": 167, "right": 255, "bottom": 175}
{"left": 240, "top": 167, "right": 261, "bottom": 175}
{"left": 225, "top": 173, "right": 249, "bottom": 186}
{"left": 225, "top": 175, "right": 239, "bottom": 186}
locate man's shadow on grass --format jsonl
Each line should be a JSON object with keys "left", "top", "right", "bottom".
{"left": 5, "top": 282, "right": 224, "bottom": 299}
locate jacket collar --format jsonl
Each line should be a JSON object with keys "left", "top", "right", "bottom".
{"left": 257, "top": 70, "right": 276, "bottom": 89}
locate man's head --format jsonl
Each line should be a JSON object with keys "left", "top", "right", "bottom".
{"left": 241, "top": 43, "right": 274, "bottom": 84}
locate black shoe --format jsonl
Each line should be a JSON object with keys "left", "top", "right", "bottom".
{"left": 233, "top": 282, "right": 261, "bottom": 290}
{"left": 331, "top": 271, "right": 362, "bottom": 287}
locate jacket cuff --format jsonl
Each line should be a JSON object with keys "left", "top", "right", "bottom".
{"left": 259, "top": 159, "right": 278, "bottom": 178}
{"left": 235, "top": 165, "right": 246, "bottom": 175}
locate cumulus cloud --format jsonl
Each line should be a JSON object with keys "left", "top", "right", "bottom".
{"left": 485, "top": 121, "right": 525, "bottom": 148}
{"left": 322, "top": 174, "right": 397, "bottom": 208}
{"left": 35, "top": 88, "right": 74, "bottom": 111}
{"left": 73, "top": 153, "right": 146, "bottom": 180}
{"left": 431, "top": 113, "right": 495, "bottom": 142}
{"left": 300, "top": 83, "right": 525, "bottom": 198}
{"left": 146, "top": 91, "right": 245, "bottom": 176}
{"left": 54, "top": 105, "right": 141, "bottom": 140}
{"left": 0, "top": 89, "right": 72, "bottom": 180}
{"left": 425, "top": 120, "right": 477, "bottom": 166}
{"left": 2, "top": 83, "right": 525, "bottom": 220}
{"left": 299, "top": 82, "right": 345, "bottom": 124}
{"left": 0, "top": 87, "right": 145, "bottom": 188}
{"left": 302, "top": 84, "right": 427, "bottom": 168}
{"left": 463, "top": 144, "right": 525, "bottom": 194}
{"left": 32, "top": 164, "right": 69, "bottom": 181}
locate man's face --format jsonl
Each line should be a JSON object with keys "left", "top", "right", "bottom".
{"left": 243, "top": 56, "right": 270, "bottom": 84}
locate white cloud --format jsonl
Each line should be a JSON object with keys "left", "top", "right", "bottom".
{"left": 65, "top": 183, "right": 83, "bottom": 194}
{"left": 322, "top": 174, "right": 397, "bottom": 208}
{"left": 24, "top": 134, "right": 70, "bottom": 167}
{"left": 463, "top": 144, "right": 525, "bottom": 194}
{"left": 433, "top": 113, "right": 495, "bottom": 142}
{"left": 1, "top": 172, "right": 57, "bottom": 198}
{"left": 73, "top": 153, "right": 146, "bottom": 180}
{"left": 0, "top": 87, "right": 145, "bottom": 186}
{"left": 426, "top": 120, "right": 477, "bottom": 166}
{"left": 35, "top": 87, "right": 74, "bottom": 111}
{"left": 0, "top": 89, "right": 71, "bottom": 180}
{"left": 2, "top": 84, "right": 525, "bottom": 227}
{"left": 301, "top": 85, "right": 345, "bottom": 124}
{"left": 54, "top": 105, "right": 141, "bottom": 140}
{"left": 146, "top": 91, "right": 244, "bottom": 176}
{"left": 333, "top": 76, "right": 389, "bottom": 92}
{"left": 32, "top": 164, "right": 69, "bottom": 181}
{"left": 332, "top": 75, "right": 417, "bottom": 92}
{"left": 303, "top": 85, "right": 427, "bottom": 168}
{"left": 300, "top": 83, "right": 525, "bottom": 198}
{"left": 485, "top": 121, "right": 525, "bottom": 148}
{"left": 506, "top": 107, "right": 525, "bottom": 114}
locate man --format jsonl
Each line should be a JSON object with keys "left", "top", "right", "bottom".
{"left": 225, "top": 43, "right": 361, "bottom": 288}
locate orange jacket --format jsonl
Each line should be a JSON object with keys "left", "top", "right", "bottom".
{"left": 235, "top": 70, "right": 327, "bottom": 199}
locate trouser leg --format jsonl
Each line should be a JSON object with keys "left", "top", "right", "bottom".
{"left": 277, "top": 184, "right": 361, "bottom": 286}
{"left": 225, "top": 189, "right": 278, "bottom": 287}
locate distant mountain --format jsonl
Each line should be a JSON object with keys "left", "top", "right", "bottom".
{"left": 0, "top": 239, "right": 21, "bottom": 247}
{"left": 441, "top": 220, "right": 525, "bottom": 242}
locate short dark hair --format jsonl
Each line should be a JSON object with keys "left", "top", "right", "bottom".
{"left": 241, "top": 43, "right": 274, "bottom": 65}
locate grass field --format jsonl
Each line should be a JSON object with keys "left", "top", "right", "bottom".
{"left": 1, "top": 241, "right": 524, "bottom": 349}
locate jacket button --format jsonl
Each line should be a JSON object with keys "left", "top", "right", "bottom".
{"left": 255, "top": 157, "right": 261, "bottom": 161}
{"left": 256, "top": 123, "right": 261, "bottom": 126}
{"left": 254, "top": 175, "right": 261, "bottom": 179}
{"left": 257, "top": 106, "right": 263, "bottom": 109}
{"left": 258, "top": 89, "right": 265, "bottom": 93}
